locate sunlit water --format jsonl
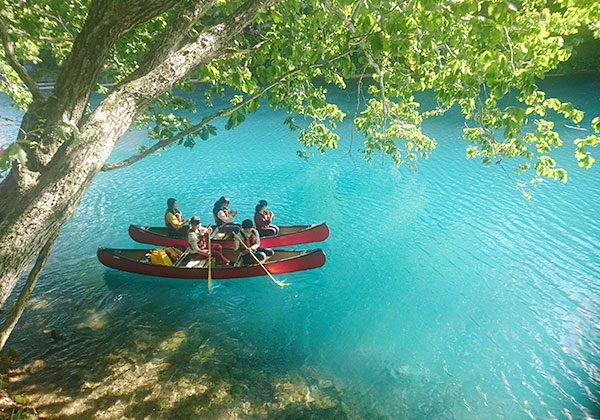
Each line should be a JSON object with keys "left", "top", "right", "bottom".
{"left": 1, "top": 76, "right": 599, "bottom": 418}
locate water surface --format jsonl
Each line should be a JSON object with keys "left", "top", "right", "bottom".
{"left": 0, "top": 76, "right": 599, "bottom": 418}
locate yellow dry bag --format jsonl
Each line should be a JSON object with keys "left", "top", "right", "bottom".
{"left": 150, "top": 249, "right": 173, "bottom": 266}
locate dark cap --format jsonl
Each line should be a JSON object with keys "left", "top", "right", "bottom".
{"left": 190, "top": 216, "right": 201, "bottom": 225}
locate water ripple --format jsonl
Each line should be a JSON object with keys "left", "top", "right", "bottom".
{"left": 1, "top": 78, "right": 599, "bottom": 418}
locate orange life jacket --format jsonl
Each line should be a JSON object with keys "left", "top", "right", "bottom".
{"left": 213, "top": 208, "right": 229, "bottom": 226}
{"left": 240, "top": 231, "right": 257, "bottom": 255}
{"left": 187, "top": 230, "right": 206, "bottom": 250}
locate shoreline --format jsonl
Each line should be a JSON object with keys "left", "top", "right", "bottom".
{"left": 33, "top": 71, "right": 600, "bottom": 91}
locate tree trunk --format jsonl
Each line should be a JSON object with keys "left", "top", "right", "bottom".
{"left": 0, "top": 0, "right": 273, "bottom": 351}
{"left": 0, "top": 231, "right": 59, "bottom": 350}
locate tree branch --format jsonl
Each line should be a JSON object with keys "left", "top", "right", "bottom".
{"left": 123, "top": 0, "right": 217, "bottom": 83}
{"left": 32, "top": 0, "right": 182, "bottom": 167}
{"left": 81, "top": 0, "right": 280, "bottom": 147}
{"left": 30, "top": 5, "right": 74, "bottom": 38}
{"left": 11, "top": 30, "right": 73, "bottom": 43}
{"left": 327, "top": 1, "right": 389, "bottom": 123}
{"left": 101, "top": 48, "right": 357, "bottom": 172}
{"left": 0, "top": 18, "right": 44, "bottom": 101}
{"left": 101, "top": 71, "right": 292, "bottom": 172}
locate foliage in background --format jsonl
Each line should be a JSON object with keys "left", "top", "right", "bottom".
{"left": 1, "top": 0, "right": 599, "bottom": 194}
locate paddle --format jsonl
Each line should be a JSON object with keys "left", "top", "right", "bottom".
{"left": 233, "top": 232, "right": 287, "bottom": 288}
{"left": 207, "top": 230, "right": 212, "bottom": 291}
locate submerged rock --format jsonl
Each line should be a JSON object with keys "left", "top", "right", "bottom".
{"left": 49, "top": 329, "right": 65, "bottom": 341}
{"left": 157, "top": 330, "right": 186, "bottom": 351}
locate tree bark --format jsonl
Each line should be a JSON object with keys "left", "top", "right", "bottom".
{"left": 0, "top": 231, "right": 59, "bottom": 350}
{"left": 31, "top": 0, "right": 181, "bottom": 169}
{"left": 0, "top": 0, "right": 274, "bottom": 349}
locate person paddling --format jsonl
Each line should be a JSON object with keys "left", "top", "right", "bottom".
{"left": 187, "top": 216, "right": 231, "bottom": 266}
{"left": 234, "top": 219, "right": 274, "bottom": 265}
{"left": 254, "top": 199, "right": 279, "bottom": 237}
{"left": 212, "top": 196, "right": 241, "bottom": 235}
{"left": 165, "top": 198, "right": 190, "bottom": 237}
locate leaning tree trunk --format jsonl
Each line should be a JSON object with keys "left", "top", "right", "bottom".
{"left": 0, "top": 0, "right": 272, "bottom": 351}
{"left": 0, "top": 230, "right": 60, "bottom": 350}
{"left": 0, "top": 0, "right": 181, "bottom": 309}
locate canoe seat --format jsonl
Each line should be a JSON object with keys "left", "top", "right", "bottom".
{"left": 185, "top": 259, "right": 206, "bottom": 268}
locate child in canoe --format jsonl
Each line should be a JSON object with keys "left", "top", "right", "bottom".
{"left": 187, "top": 216, "right": 231, "bottom": 266}
{"left": 212, "top": 196, "right": 241, "bottom": 235}
{"left": 165, "top": 198, "right": 190, "bottom": 237}
{"left": 234, "top": 219, "right": 274, "bottom": 265}
{"left": 254, "top": 199, "right": 279, "bottom": 237}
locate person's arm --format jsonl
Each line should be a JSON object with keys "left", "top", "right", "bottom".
{"left": 175, "top": 211, "right": 190, "bottom": 224}
{"left": 217, "top": 209, "right": 235, "bottom": 224}
{"left": 167, "top": 212, "right": 184, "bottom": 229}
{"left": 233, "top": 235, "right": 240, "bottom": 251}
{"left": 251, "top": 229, "right": 260, "bottom": 251}
{"left": 188, "top": 232, "right": 200, "bottom": 253}
{"left": 254, "top": 213, "right": 265, "bottom": 229}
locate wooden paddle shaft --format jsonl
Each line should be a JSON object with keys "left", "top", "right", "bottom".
{"left": 233, "top": 232, "right": 286, "bottom": 287}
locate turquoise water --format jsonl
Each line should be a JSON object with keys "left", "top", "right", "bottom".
{"left": 1, "top": 76, "right": 599, "bottom": 418}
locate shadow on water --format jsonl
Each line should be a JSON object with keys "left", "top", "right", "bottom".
{"left": 103, "top": 269, "right": 203, "bottom": 290}
{"left": 0, "top": 271, "right": 442, "bottom": 419}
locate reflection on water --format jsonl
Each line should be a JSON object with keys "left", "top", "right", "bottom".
{"left": 1, "top": 76, "right": 599, "bottom": 418}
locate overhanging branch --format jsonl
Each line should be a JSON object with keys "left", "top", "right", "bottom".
{"left": 123, "top": 0, "right": 217, "bottom": 84}
{"left": 101, "top": 72, "right": 292, "bottom": 172}
{"left": 30, "top": 0, "right": 183, "bottom": 168}
{"left": 101, "top": 49, "right": 357, "bottom": 172}
{"left": 11, "top": 30, "right": 73, "bottom": 43}
{"left": 0, "top": 18, "right": 44, "bottom": 101}
{"left": 81, "top": 0, "right": 280, "bottom": 177}
{"left": 327, "top": 1, "right": 389, "bottom": 123}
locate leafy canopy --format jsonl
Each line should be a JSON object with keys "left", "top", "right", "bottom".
{"left": 1, "top": 0, "right": 599, "bottom": 192}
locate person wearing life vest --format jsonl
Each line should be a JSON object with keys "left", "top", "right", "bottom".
{"left": 212, "top": 196, "right": 241, "bottom": 235}
{"left": 165, "top": 198, "right": 190, "bottom": 237}
{"left": 234, "top": 219, "right": 274, "bottom": 265}
{"left": 187, "top": 216, "right": 231, "bottom": 266}
{"left": 254, "top": 199, "right": 279, "bottom": 237}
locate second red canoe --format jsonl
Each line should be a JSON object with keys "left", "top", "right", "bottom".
{"left": 129, "top": 222, "right": 329, "bottom": 248}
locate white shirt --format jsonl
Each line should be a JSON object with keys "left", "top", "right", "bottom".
{"left": 187, "top": 226, "right": 209, "bottom": 253}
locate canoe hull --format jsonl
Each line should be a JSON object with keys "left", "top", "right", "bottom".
{"left": 97, "top": 247, "right": 326, "bottom": 279}
{"left": 128, "top": 222, "right": 329, "bottom": 248}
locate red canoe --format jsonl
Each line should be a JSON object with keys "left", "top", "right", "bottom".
{"left": 128, "top": 222, "right": 329, "bottom": 248}
{"left": 97, "top": 247, "right": 326, "bottom": 279}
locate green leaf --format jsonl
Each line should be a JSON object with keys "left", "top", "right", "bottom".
{"left": 369, "top": 32, "right": 388, "bottom": 55}
{"left": 248, "top": 99, "right": 260, "bottom": 113}
{"left": 200, "top": 128, "right": 209, "bottom": 140}
{"left": 0, "top": 142, "right": 28, "bottom": 170}
{"left": 56, "top": 126, "right": 70, "bottom": 141}
{"left": 271, "top": 9, "right": 283, "bottom": 23}
{"left": 225, "top": 115, "right": 235, "bottom": 130}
